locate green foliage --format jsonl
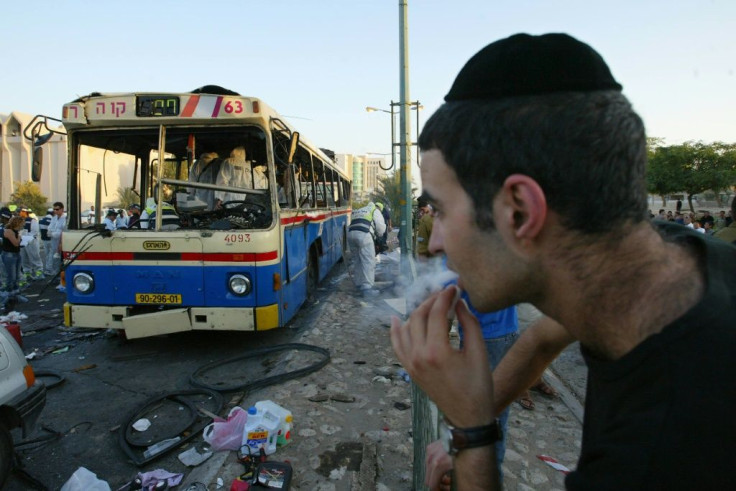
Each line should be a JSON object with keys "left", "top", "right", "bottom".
{"left": 370, "top": 171, "right": 418, "bottom": 219}
{"left": 647, "top": 140, "right": 736, "bottom": 211}
{"left": 9, "top": 181, "right": 48, "bottom": 215}
{"left": 115, "top": 186, "right": 139, "bottom": 210}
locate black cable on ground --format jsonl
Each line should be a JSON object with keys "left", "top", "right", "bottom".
{"left": 118, "top": 388, "right": 223, "bottom": 467}
{"left": 189, "top": 342, "right": 331, "bottom": 393}
{"left": 33, "top": 369, "right": 65, "bottom": 389}
{"left": 12, "top": 426, "right": 63, "bottom": 450}
{"left": 124, "top": 394, "right": 199, "bottom": 447}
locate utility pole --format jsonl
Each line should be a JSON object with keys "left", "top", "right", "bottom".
{"left": 399, "top": 4, "right": 431, "bottom": 491}
{"left": 398, "top": 0, "right": 415, "bottom": 281}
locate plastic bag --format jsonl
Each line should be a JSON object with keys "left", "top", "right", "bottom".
{"left": 60, "top": 467, "right": 111, "bottom": 491}
{"left": 203, "top": 406, "right": 248, "bottom": 451}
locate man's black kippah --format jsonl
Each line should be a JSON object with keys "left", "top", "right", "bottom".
{"left": 445, "top": 33, "right": 622, "bottom": 101}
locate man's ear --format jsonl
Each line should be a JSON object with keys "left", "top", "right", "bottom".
{"left": 497, "top": 174, "right": 547, "bottom": 240}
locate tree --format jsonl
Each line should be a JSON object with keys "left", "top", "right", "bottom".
{"left": 647, "top": 140, "right": 736, "bottom": 212}
{"left": 115, "top": 186, "right": 139, "bottom": 210}
{"left": 647, "top": 142, "right": 688, "bottom": 207}
{"left": 679, "top": 141, "right": 736, "bottom": 211}
{"left": 370, "top": 171, "right": 417, "bottom": 219}
{"left": 696, "top": 142, "right": 736, "bottom": 207}
{"left": 9, "top": 181, "right": 48, "bottom": 215}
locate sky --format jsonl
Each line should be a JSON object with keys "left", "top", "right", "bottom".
{"left": 2, "top": 0, "right": 735, "bottom": 180}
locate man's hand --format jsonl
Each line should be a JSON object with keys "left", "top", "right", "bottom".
{"left": 426, "top": 440, "right": 453, "bottom": 491}
{"left": 390, "top": 285, "right": 494, "bottom": 427}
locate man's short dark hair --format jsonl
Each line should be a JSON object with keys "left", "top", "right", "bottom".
{"left": 53, "top": 202, "right": 64, "bottom": 210}
{"left": 419, "top": 33, "right": 648, "bottom": 235}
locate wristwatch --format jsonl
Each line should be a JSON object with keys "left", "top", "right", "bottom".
{"left": 439, "top": 417, "right": 502, "bottom": 456}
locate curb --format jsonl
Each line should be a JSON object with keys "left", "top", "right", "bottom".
{"left": 544, "top": 367, "right": 584, "bottom": 424}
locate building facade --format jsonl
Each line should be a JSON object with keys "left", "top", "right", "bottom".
{"left": 0, "top": 111, "right": 68, "bottom": 207}
{"left": 335, "top": 154, "right": 387, "bottom": 202}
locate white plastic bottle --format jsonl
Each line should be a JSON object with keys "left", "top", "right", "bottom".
{"left": 242, "top": 406, "right": 279, "bottom": 455}
{"left": 255, "top": 400, "right": 293, "bottom": 447}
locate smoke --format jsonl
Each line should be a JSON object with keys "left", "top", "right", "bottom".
{"left": 403, "top": 256, "right": 458, "bottom": 312}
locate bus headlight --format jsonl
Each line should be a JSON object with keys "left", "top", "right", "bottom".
{"left": 73, "top": 272, "right": 95, "bottom": 293}
{"left": 228, "top": 274, "right": 251, "bottom": 296}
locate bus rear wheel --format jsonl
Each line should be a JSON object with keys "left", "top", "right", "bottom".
{"left": 338, "top": 227, "right": 347, "bottom": 263}
{"left": 307, "top": 249, "right": 319, "bottom": 300}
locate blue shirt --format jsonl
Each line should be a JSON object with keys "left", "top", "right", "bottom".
{"left": 463, "top": 293, "right": 518, "bottom": 339}
{"left": 441, "top": 256, "right": 518, "bottom": 340}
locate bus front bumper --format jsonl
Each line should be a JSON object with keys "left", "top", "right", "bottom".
{"left": 63, "top": 303, "right": 280, "bottom": 339}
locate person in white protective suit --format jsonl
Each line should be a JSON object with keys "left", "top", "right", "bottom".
{"left": 188, "top": 152, "right": 221, "bottom": 210}
{"left": 214, "top": 147, "right": 268, "bottom": 208}
{"left": 347, "top": 201, "right": 386, "bottom": 297}
{"left": 19, "top": 208, "right": 44, "bottom": 281}
{"left": 44, "top": 202, "right": 67, "bottom": 278}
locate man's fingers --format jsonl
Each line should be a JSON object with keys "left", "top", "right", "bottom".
{"left": 424, "top": 285, "right": 457, "bottom": 344}
{"left": 390, "top": 315, "right": 410, "bottom": 359}
{"left": 455, "top": 296, "right": 489, "bottom": 365}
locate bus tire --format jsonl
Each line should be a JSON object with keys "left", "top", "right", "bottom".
{"left": 338, "top": 226, "right": 347, "bottom": 263}
{"left": 307, "top": 248, "right": 319, "bottom": 299}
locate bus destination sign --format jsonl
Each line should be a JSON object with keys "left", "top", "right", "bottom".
{"left": 136, "top": 95, "right": 180, "bottom": 117}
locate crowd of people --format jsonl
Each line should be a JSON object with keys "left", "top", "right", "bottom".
{"left": 389, "top": 32, "right": 734, "bottom": 490}
{"left": 650, "top": 207, "right": 734, "bottom": 237}
{"left": 0, "top": 202, "right": 67, "bottom": 302}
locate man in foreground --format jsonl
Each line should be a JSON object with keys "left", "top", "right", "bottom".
{"left": 391, "top": 33, "right": 735, "bottom": 489}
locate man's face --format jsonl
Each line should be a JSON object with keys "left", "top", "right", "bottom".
{"left": 53, "top": 206, "right": 63, "bottom": 217}
{"left": 420, "top": 150, "right": 521, "bottom": 311}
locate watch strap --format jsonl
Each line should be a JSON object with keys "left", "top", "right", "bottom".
{"left": 447, "top": 418, "right": 502, "bottom": 453}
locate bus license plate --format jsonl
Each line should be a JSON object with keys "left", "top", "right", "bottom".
{"left": 135, "top": 293, "right": 182, "bottom": 304}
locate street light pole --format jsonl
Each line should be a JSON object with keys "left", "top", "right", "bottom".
{"left": 390, "top": 101, "right": 396, "bottom": 172}
{"left": 398, "top": 0, "right": 415, "bottom": 281}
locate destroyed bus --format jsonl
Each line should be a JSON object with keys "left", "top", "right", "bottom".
{"left": 26, "top": 86, "right": 351, "bottom": 339}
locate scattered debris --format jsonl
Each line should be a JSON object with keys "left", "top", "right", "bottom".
{"left": 537, "top": 454, "right": 571, "bottom": 474}
{"left": 0, "top": 311, "right": 29, "bottom": 323}
{"left": 373, "top": 366, "right": 394, "bottom": 378}
{"left": 330, "top": 393, "right": 355, "bottom": 403}
{"left": 396, "top": 369, "right": 410, "bottom": 382}
{"left": 133, "top": 419, "right": 152, "bottom": 432}
{"left": 60, "top": 466, "right": 110, "bottom": 490}
{"left": 372, "top": 376, "right": 391, "bottom": 384}
{"left": 72, "top": 364, "right": 97, "bottom": 373}
{"left": 34, "top": 369, "right": 65, "bottom": 389}
{"left": 393, "top": 402, "right": 411, "bottom": 411}
{"left": 178, "top": 443, "right": 213, "bottom": 466}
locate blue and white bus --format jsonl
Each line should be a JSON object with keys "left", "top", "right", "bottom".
{"left": 45, "top": 86, "right": 351, "bottom": 339}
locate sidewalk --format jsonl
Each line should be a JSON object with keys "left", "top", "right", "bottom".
{"left": 181, "top": 268, "right": 583, "bottom": 490}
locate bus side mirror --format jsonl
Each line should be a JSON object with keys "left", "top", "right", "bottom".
{"left": 287, "top": 132, "right": 300, "bottom": 164}
{"left": 32, "top": 147, "right": 43, "bottom": 182}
